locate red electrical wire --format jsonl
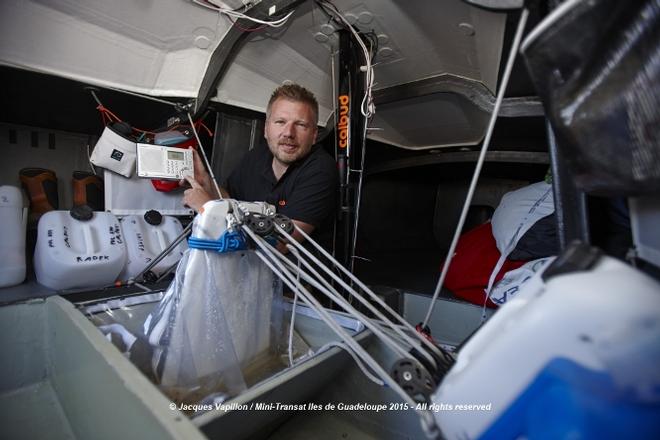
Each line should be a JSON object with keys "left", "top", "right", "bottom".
{"left": 95, "top": 104, "right": 157, "bottom": 136}
{"left": 230, "top": 16, "right": 267, "bottom": 32}
{"left": 194, "top": 120, "right": 214, "bottom": 137}
{"left": 96, "top": 102, "right": 215, "bottom": 142}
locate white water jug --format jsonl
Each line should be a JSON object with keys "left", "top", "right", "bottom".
{"left": 34, "top": 207, "right": 127, "bottom": 290}
{"left": 119, "top": 210, "right": 188, "bottom": 281}
{"left": 0, "top": 186, "right": 27, "bottom": 288}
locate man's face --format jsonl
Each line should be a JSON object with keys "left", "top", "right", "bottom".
{"left": 265, "top": 98, "right": 318, "bottom": 166}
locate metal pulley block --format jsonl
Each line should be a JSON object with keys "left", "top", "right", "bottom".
{"left": 244, "top": 213, "right": 274, "bottom": 236}
{"left": 272, "top": 214, "right": 294, "bottom": 235}
{"left": 390, "top": 359, "right": 436, "bottom": 403}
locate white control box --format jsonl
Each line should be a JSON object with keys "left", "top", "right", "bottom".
{"left": 136, "top": 143, "right": 194, "bottom": 181}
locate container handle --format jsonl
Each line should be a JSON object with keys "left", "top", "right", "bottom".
{"left": 22, "top": 207, "right": 28, "bottom": 230}
{"left": 156, "top": 229, "right": 168, "bottom": 251}
{"left": 82, "top": 224, "right": 97, "bottom": 254}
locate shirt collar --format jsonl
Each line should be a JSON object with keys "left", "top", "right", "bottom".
{"left": 261, "top": 143, "right": 319, "bottom": 183}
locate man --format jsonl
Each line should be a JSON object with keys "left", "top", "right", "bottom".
{"left": 183, "top": 83, "right": 337, "bottom": 251}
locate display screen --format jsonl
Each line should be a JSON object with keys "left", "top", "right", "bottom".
{"left": 167, "top": 150, "right": 185, "bottom": 161}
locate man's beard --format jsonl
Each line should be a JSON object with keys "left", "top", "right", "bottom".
{"left": 271, "top": 141, "right": 303, "bottom": 165}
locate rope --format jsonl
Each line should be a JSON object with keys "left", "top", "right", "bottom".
{"left": 187, "top": 230, "right": 247, "bottom": 253}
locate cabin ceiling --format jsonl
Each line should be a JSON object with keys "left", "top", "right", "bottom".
{"left": 0, "top": 0, "right": 512, "bottom": 150}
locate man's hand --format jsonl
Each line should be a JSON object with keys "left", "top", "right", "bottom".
{"left": 180, "top": 149, "right": 217, "bottom": 197}
{"left": 183, "top": 175, "right": 213, "bottom": 213}
{"left": 180, "top": 149, "right": 231, "bottom": 212}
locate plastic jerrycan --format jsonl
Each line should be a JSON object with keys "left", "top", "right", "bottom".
{"left": 119, "top": 210, "right": 187, "bottom": 281}
{"left": 0, "top": 186, "right": 27, "bottom": 287}
{"left": 34, "top": 206, "right": 127, "bottom": 290}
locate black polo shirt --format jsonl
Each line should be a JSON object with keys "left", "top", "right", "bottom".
{"left": 225, "top": 143, "right": 338, "bottom": 229}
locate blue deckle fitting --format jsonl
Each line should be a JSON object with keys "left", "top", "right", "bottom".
{"left": 188, "top": 229, "right": 248, "bottom": 253}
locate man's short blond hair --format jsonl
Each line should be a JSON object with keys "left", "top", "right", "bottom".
{"left": 267, "top": 83, "right": 319, "bottom": 124}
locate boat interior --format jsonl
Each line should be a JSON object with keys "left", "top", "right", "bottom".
{"left": 1, "top": 0, "right": 659, "bottom": 439}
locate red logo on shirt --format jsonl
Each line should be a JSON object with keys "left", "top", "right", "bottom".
{"left": 278, "top": 200, "right": 286, "bottom": 207}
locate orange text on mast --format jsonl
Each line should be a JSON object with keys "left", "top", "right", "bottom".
{"left": 338, "top": 95, "right": 349, "bottom": 149}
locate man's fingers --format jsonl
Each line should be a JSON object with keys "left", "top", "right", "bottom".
{"left": 184, "top": 175, "right": 202, "bottom": 189}
{"left": 192, "top": 149, "right": 206, "bottom": 171}
{"left": 193, "top": 148, "right": 205, "bottom": 163}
